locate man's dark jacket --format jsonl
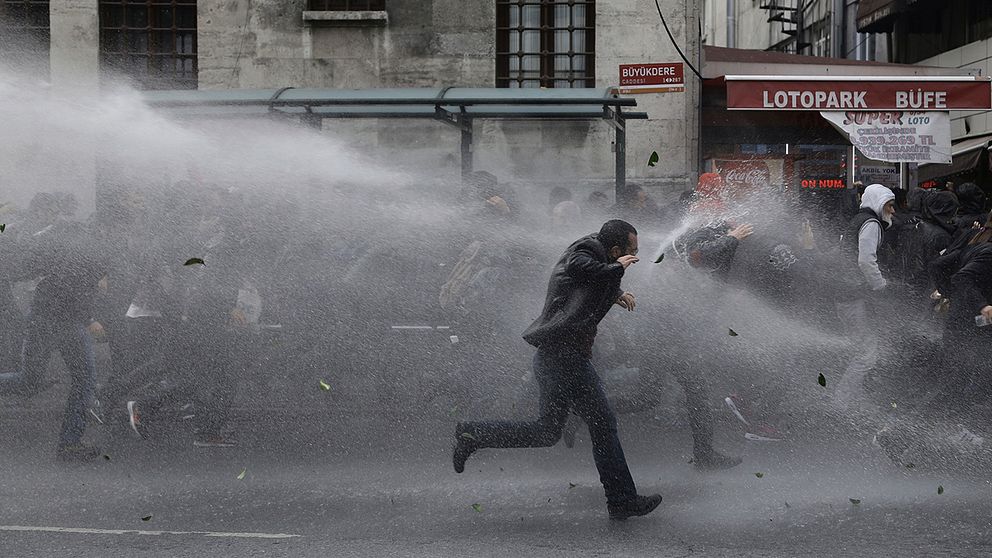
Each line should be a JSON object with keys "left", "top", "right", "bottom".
{"left": 930, "top": 236, "right": 992, "bottom": 335}
{"left": 672, "top": 221, "right": 738, "bottom": 276}
{"left": 522, "top": 234, "right": 624, "bottom": 356}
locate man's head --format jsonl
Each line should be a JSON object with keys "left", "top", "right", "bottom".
{"left": 599, "top": 219, "right": 638, "bottom": 261}
{"left": 624, "top": 184, "right": 649, "bottom": 209}
{"left": 860, "top": 184, "right": 896, "bottom": 225}
{"left": 586, "top": 190, "right": 610, "bottom": 210}
{"left": 549, "top": 186, "right": 573, "bottom": 210}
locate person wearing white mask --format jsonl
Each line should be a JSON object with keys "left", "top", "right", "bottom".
{"left": 833, "top": 183, "right": 896, "bottom": 411}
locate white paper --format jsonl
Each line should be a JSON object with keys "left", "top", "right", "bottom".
{"left": 820, "top": 111, "right": 951, "bottom": 164}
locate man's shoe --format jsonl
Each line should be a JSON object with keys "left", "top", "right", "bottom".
{"left": 56, "top": 443, "right": 101, "bottom": 463}
{"left": 126, "top": 401, "right": 148, "bottom": 439}
{"left": 724, "top": 395, "right": 751, "bottom": 426}
{"left": 693, "top": 450, "right": 743, "bottom": 471}
{"left": 453, "top": 425, "right": 477, "bottom": 474}
{"left": 608, "top": 494, "right": 663, "bottom": 520}
{"left": 745, "top": 423, "right": 784, "bottom": 442}
{"left": 193, "top": 434, "right": 237, "bottom": 448}
{"left": 88, "top": 399, "right": 105, "bottom": 425}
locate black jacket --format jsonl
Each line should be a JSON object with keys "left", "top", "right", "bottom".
{"left": 930, "top": 237, "right": 992, "bottom": 333}
{"left": 23, "top": 222, "right": 110, "bottom": 323}
{"left": 953, "top": 182, "right": 988, "bottom": 237}
{"left": 522, "top": 234, "right": 624, "bottom": 355}
{"left": 672, "top": 221, "right": 739, "bottom": 276}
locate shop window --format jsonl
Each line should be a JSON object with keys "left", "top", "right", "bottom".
{"left": 99, "top": 0, "right": 197, "bottom": 90}
{"left": 0, "top": 0, "right": 50, "bottom": 70}
{"left": 496, "top": 0, "right": 595, "bottom": 88}
{"left": 308, "top": 0, "right": 385, "bottom": 10}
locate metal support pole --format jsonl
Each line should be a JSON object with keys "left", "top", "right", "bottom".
{"left": 848, "top": 145, "right": 856, "bottom": 188}
{"left": 301, "top": 110, "right": 322, "bottom": 130}
{"left": 615, "top": 114, "right": 627, "bottom": 204}
{"left": 460, "top": 116, "right": 474, "bottom": 180}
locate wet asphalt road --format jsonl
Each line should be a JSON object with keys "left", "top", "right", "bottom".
{"left": 2, "top": 412, "right": 991, "bottom": 558}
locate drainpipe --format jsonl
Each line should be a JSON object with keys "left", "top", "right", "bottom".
{"left": 726, "top": 0, "right": 736, "bottom": 48}
{"left": 831, "top": 0, "right": 845, "bottom": 58}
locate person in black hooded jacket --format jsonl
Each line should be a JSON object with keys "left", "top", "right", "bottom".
{"left": 0, "top": 219, "right": 109, "bottom": 461}
{"left": 952, "top": 182, "right": 988, "bottom": 239}
{"left": 891, "top": 190, "right": 959, "bottom": 295}
{"left": 928, "top": 219, "right": 992, "bottom": 405}
{"left": 451, "top": 220, "right": 662, "bottom": 520}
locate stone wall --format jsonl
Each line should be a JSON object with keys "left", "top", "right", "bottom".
{"left": 197, "top": 0, "right": 700, "bottom": 198}
{"left": 920, "top": 40, "right": 992, "bottom": 141}
{"left": 26, "top": 1, "right": 701, "bottom": 209}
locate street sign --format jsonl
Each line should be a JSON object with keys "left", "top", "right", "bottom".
{"left": 726, "top": 76, "right": 992, "bottom": 111}
{"left": 619, "top": 63, "right": 685, "bottom": 94}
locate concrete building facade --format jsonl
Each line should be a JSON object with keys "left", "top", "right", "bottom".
{"left": 1, "top": 0, "right": 704, "bottom": 207}
{"left": 702, "top": 0, "right": 885, "bottom": 61}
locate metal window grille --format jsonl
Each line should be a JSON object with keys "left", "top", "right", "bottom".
{"left": 98, "top": 0, "right": 197, "bottom": 90}
{"left": 496, "top": 0, "right": 595, "bottom": 89}
{"left": 0, "top": 0, "right": 51, "bottom": 63}
{"left": 308, "top": 0, "right": 385, "bottom": 10}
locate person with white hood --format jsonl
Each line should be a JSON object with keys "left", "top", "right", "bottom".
{"left": 833, "top": 183, "right": 896, "bottom": 411}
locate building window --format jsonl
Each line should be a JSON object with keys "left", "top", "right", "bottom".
{"left": 0, "top": 0, "right": 50, "bottom": 70}
{"left": 308, "top": 0, "right": 385, "bottom": 10}
{"left": 99, "top": 0, "right": 197, "bottom": 90}
{"left": 496, "top": 0, "right": 595, "bottom": 88}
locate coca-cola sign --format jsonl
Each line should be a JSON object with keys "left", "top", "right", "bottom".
{"left": 717, "top": 160, "right": 772, "bottom": 191}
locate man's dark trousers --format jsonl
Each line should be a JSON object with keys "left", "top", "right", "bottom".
{"left": 460, "top": 348, "right": 637, "bottom": 506}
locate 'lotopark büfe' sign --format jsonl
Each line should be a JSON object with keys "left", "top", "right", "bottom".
{"left": 725, "top": 76, "right": 992, "bottom": 111}
{"left": 723, "top": 75, "right": 987, "bottom": 164}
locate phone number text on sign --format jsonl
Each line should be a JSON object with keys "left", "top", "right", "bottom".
{"left": 820, "top": 110, "right": 951, "bottom": 164}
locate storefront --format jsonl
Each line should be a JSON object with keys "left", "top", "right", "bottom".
{"left": 917, "top": 134, "right": 992, "bottom": 190}
{"left": 700, "top": 45, "right": 984, "bottom": 221}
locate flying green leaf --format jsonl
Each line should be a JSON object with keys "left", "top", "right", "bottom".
{"left": 183, "top": 257, "right": 205, "bottom": 266}
{"left": 817, "top": 373, "right": 826, "bottom": 387}
{"left": 102, "top": 454, "right": 111, "bottom": 461}
{"left": 755, "top": 472, "right": 764, "bottom": 478}
{"left": 472, "top": 503, "right": 482, "bottom": 513}
{"left": 891, "top": 402, "right": 898, "bottom": 409}
{"left": 319, "top": 379, "right": 331, "bottom": 391}
{"left": 460, "top": 432, "right": 476, "bottom": 441}
{"left": 849, "top": 498, "right": 861, "bottom": 505}
{"left": 728, "top": 328, "right": 739, "bottom": 337}
{"left": 568, "top": 483, "right": 577, "bottom": 489}
{"left": 237, "top": 467, "right": 246, "bottom": 480}
{"left": 0, "top": 224, "right": 5, "bottom": 233}
{"left": 647, "top": 151, "right": 660, "bottom": 167}
{"left": 937, "top": 485, "right": 944, "bottom": 495}
{"left": 654, "top": 253, "right": 665, "bottom": 264}
{"left": 141, "top": 515, "right": 152, "bottom": 522}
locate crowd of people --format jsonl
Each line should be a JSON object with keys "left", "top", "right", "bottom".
{"left": 451, "top": 172, "right": 992, "bottom": 518}
{"left": 1, "top": 169, "right": 990, "bottom": 518}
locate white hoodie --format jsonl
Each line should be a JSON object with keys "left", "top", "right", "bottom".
{"left": 857, "top": 184, "right": 896, "bottom": 291}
